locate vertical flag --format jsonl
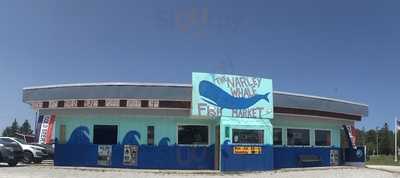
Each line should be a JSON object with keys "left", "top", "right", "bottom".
{"left": 37, "top": 114, "right": 56, "bottom": 144}
{"left": 343, "top": 125, "right": 357, "bottom": 150}
{"left": 45, "top": 115, "right": 56, "bottom": 144}
{"left": 35, "top": 115, "right": 44, "bottom": 142}
{"left": 397, "top": 119, "right": 400, "bottom": 130}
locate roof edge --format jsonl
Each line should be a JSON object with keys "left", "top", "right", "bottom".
{"left": 23, "top": 82, "right": 192, "bottom": 90}
{"left": 273, "top": 91, "right": 368, "bottom": 107}
{"left": 22, "top": 82, "right": 368, "bottom": 108}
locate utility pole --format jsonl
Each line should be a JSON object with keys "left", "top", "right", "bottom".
{"left": 376, "top": 126, "right": 379, "bottom": 156}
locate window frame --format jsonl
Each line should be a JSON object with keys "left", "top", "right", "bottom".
{"left": 273, "top": 127, "right": 283, "bottom": 146}
{"left": 77, "top": 100, "right": 85, "bottom": 107}
{"left": 93, "top": 124, "right": 119, "bottom": 145}
{"left": 231, "top": 128, "right": 265, "bottom": 145}
{"left": 57, "top": 100, "right": 65, "bottom": 108}
{"left": 176, "top": 124, "right": 210, "bottom": 146}
{"left": 314, "top": 129, "right": 332, "bottom": 147}
{"left": 286, "top": 127, "right": 311, "bottom": 147}
{"left": 147, "top": 126, "right": 155, "bottom": 145}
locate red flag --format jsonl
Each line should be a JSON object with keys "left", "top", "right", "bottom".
{"left": 45, "top": 114, "right": 56, "bottom": 144}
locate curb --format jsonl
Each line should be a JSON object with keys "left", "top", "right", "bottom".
{"left": 52, "top": 166, "right": 363, "bottom": 175}
{"left": 365, "top": 165, "right": 400, "bottom": 174}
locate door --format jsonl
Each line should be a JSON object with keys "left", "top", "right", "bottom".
{"left": 215, "top": 125, "right": 220, "bottom": 170}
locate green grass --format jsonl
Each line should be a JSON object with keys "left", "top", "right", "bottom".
{"left": 367, "top": 155, "right": 400, "bottom": 166}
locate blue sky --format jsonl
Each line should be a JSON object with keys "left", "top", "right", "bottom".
{"left": 0, "top": 0, "right": 399, "bottom": 131}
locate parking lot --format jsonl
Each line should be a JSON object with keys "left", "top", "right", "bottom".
{"left": 0, "top": 162, "right": 398, "bottom": 178}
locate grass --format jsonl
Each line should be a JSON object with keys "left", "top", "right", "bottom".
{"left": 367, "top": 155, "right": 400, "bottom": 166}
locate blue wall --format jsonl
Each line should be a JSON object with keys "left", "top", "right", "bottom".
{"left": 55, "top": 143, "right": 215, "bottom": 169}
{"left": 273, "top": 147, "right": 340, "bottom": 169}
{"left": 221, "top": 144, "right": 274, "bottom": 171}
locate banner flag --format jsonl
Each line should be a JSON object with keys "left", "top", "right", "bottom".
{"left": 35, "top": 115, "right": 44, "bottom": 142}
{"left": 343, "top": 125, "right": 357, "bottom": 150}
{"left": 38, "top": 114, "right": 56, "bottom": 144}
{"left": 397, "top": 119, "right": 400, "bottom": 130}
{"left": 45, "top": 115, "right": 56, "bottom": 144}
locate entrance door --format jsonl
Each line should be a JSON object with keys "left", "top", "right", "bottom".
{"left": 215, "top": 125, "right": 220, "bottom": 170}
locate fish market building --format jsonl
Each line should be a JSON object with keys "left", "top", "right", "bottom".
{"left": 22, "top": 73, "right": 368, "bottom": 171}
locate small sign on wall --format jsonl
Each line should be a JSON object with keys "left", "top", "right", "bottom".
{"left": 330, "top": 149, "right": 339, "bottom": 166}
{"left": 123, "top": 145, "right": 138, "bottom": 166}
{"left": 98, "top": 145, "right": 112, "bottom": 166}
{"left": 233, "top": 146, "right": 262, "bottom": 154}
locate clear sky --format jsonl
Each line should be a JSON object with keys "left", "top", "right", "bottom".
{"left": 0, "top": 0, "right": 399, "bottom": 131}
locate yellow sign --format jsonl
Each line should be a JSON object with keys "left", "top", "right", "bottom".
{"left": 233, "top": 146, "right": 262, "bottom": 154}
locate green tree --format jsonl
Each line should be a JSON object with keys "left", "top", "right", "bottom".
{"left": 378, "top": 123, "right": 394, "bottom": 155}
{"left": 10, "top": 119, "right": 20, "bottom": 137}
{"left": 20, "top": 120, "right": 33, "bottom": 135}
{"left": 365, "top": 129, "right": 377, "bottom": 155}
{"left": 2, "top": 127, "right": 12, "bottom": 137}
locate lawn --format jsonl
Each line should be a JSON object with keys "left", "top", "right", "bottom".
{"left": 367, "top": 155, "right": 400, "bottom": 166}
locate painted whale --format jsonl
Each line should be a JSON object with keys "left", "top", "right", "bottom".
{"left": 199, "top": 80, "right": 270, "bottom": 109}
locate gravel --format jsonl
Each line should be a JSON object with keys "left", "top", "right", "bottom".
{"left": 0, "top": 164, "right": 398, "bottom": 178}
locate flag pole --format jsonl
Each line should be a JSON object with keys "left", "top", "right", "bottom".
{"left": 395, "top": 117, "right": 398, "bottom": 162}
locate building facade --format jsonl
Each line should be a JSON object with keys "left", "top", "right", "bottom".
{"left": 22, "top": 73, "right": 368, "bottom": 171}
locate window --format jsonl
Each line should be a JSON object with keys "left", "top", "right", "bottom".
{"left": 120, "top": 100, "right": 127, "bottom": 107}
{"left": 93, "top": 125, "right": 118, "bottom": 145}
{"left": 57, "top": 101, "right": 65, "bottom": 108}
{"left": 178, "top": 125, "right": 208, "bottom": 145}
{"left": 225, "top": 127, "right": 230, "bottom": 138}
{"left": 141, "top": 100, "right": 149, "bottom": 107}
{"left": 77, "top": 100, "right": 85, "bottom": 107}
{"left": 60, "top": 124, "right": 66, "bottom": 144}
{"left": 0, "top": 138, "right": 15, "bottom": 143}
{"left": 147, "top": 126, "right": 154, "bottom": 145}
{"left": 287, "top": 128, "right": 310, "bottom": 146}
{"left": 42, "top": 101, "right": 49, "bottom": 108}
{"left": 232, "top": 129, "right": 264, "bottom": 144}
{"left": 273, "top": 128, "right": 282, "bottom": 145}
{"left": 315, "top": 130, "right": 331, "bottom": 146}
{"left": 98, "top": 100, "right": 106, "bottom": 107}
{"left": 158, "top": 101, "right": 191, "bottom": 108}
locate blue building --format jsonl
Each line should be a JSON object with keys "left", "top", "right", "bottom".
{"left": 22, "top": 73, "right": 368, "bottom": 171}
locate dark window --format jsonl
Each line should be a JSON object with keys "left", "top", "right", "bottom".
{"left": 98, "top": 100, "right": 106, "bottom": 107}
{"left": 232, "top": 129, "right": 264, "bottom": 144}
{"left": 57, "top": 101, "right": 65, "bottom": 108}
{"left": 77, "top": 100, "right": 85, "bottom": 107}
{"left": 0, "top": 138, "right": 15, "bottom": 143}
{"left": 42, "top": 101, "right": 49, "bottom": 108}
{"left": 141, "top": 100, "right": 149, "bottom": 107}
{"left": 120, "top": 100, "right": 127, "bottom": 107}
{"left": 273, "top": 128, "right": 282, "bottom": 145}
{"left": 225, "top": 127, "right": 230, "bottom": 138}
{"left": 147, "top": 126, "right": 154, "bottom": 145}
{"left": 315, "top": 130, "right": 331, "bottom": 146}
{"left": 93, "top": 125, "right": 118, "bottom": 145}
{"left": 178, "top": 125, "right": 208, "bottom": 145}
{"left": 287, "top": 128, "right": 310, "bottom": 146}
{"left": 158, "top": 101, "right": 191, "bottom": 108}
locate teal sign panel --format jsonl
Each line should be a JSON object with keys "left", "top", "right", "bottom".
{"left": 192, "top": 72, "right": 273, "bottom": 119}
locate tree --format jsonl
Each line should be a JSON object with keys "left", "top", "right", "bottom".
{"left": 365, "top": 129, "right": 377, "bottom": 155}
{"left": 20, "top": 120, "right": 33, "bottom": 135}
{"left": 2, "top": 127, "right": 12, "bottom": 137}
{"left": 8, "top": 119, "right": 20, "bottom": 137}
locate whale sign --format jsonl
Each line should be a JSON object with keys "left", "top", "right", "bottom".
{"left": 192, "top": 72, "right": 273, "bottom": 119}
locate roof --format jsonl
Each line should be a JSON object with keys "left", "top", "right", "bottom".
{"left": 22, "top": 82, "right": 369, "bottom": 118}
{"left": 23, "top": 82, "right": 192, "bottom": 90}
